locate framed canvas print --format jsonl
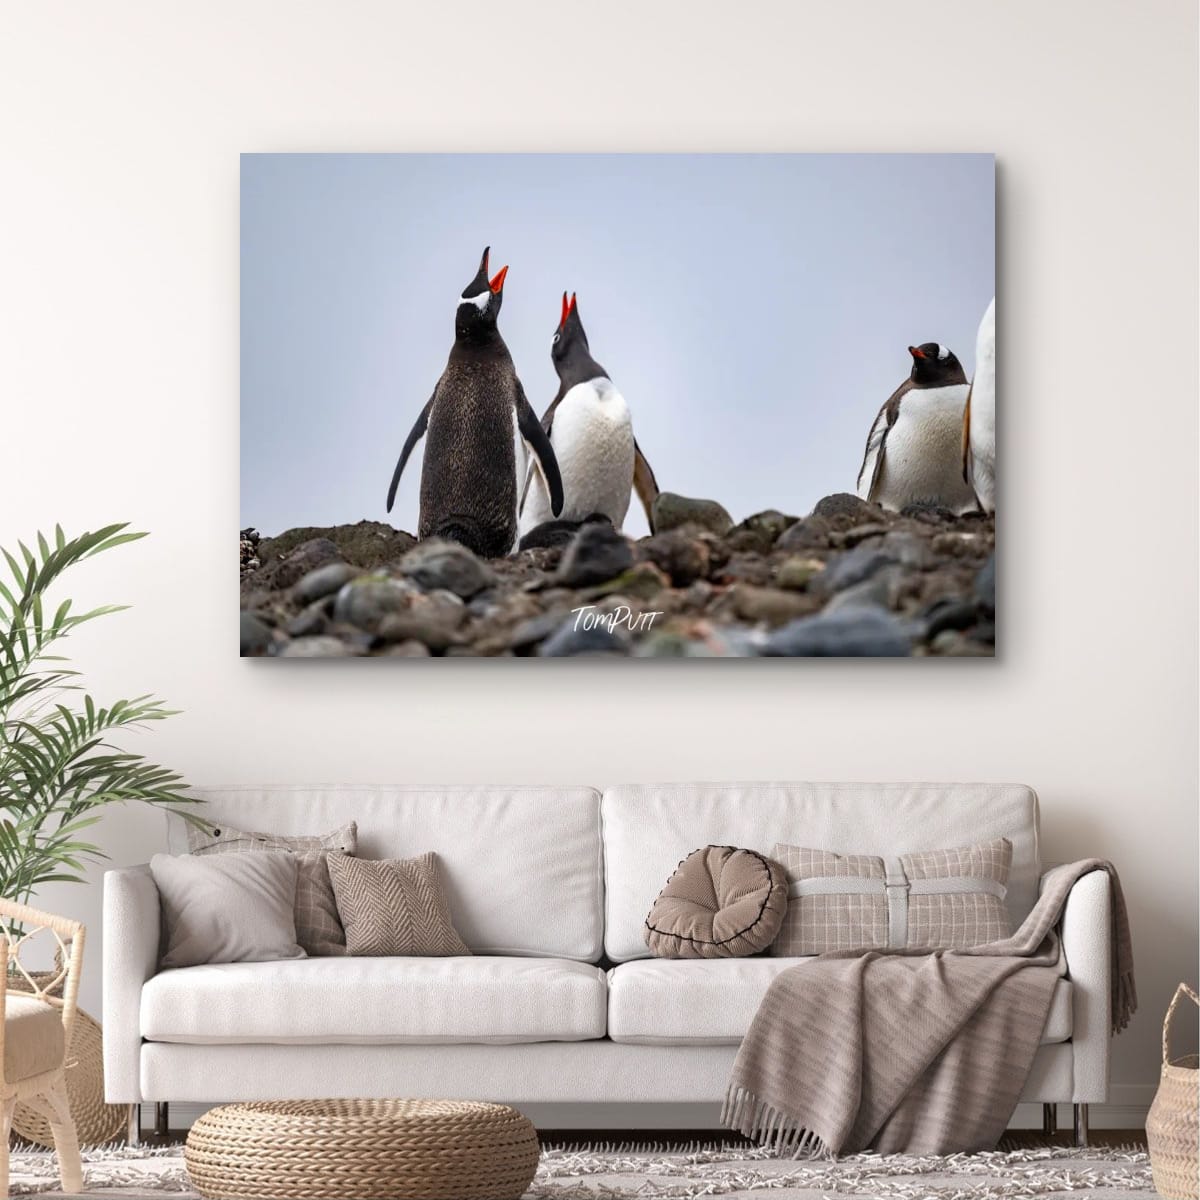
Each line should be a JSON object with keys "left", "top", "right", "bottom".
{"left": 240, "top": 153, "right": 995, "bottom": 659}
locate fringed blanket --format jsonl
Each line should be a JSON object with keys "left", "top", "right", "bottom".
{"left": 723, "top": 859, "right": 1135, "bottom": 1157}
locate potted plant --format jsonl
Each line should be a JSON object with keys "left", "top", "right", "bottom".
{"left": 0, "top": 523, "right": 195, "bottom": 910}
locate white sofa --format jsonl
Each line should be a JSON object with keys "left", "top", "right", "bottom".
{"left": 103, "top": 783, "right": 1113, "bottom": 1142}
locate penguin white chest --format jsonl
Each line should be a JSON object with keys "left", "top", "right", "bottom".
{"left": 968, "top": 300, "right": 997, "bottom": 513}
{"left": 520, "top": 379, "right": 635, "bottom": 534}
{"left": 876, "top": 384, "right": 976, "bottom": 513}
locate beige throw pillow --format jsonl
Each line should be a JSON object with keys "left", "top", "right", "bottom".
{"left": 151, "top": 852, "right": 306, "bottom": 968}
{"left": 185, "top": 820, "right": 356, "bottom": 956}
{"left": 644, "top": 845, "right": 789, "bottom": 959}
{"left": 328, "top": 851, "right": 471, "bottom": 957}
{"left": 770, "top": 837, "right": 1012, "bottom": 955}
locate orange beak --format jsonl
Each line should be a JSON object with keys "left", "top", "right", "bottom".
{"left": 560, "top": 291, "right": 570, "bottom": 327}
{"left": 908, "top": 345, "right": 926, "bottom": 360}
{"left": 568, "top": 292, "right": 577, "bottom": 316}
{"left": 489, "top": 264, "right": 508, "bottom": 293}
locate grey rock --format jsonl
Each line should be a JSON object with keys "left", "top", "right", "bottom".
{"left": 811, "top": 493, "right": 881, "bottom": 525}
{"left": 239, "top": 612, "right": 273, "bottom": 657}
{"left": 258, "top": 522, "right": 416, "bottom": 572}
{"left": 286, "top": 599, "right": 332, "bottom": 638}
{"left": 377, "top": 590, "right": 466, "bottom": 651}
{"left": 277, "top": 636, "right": 360, "bottom": 658}
{"left": 724, "top": 509, "right": 796, "bottom": 553}
{"left": 585, "top": 562, "right": 670, "bottom": 602}
{"left": 764, "top": 608, "right": 912, "bottom": 657}
{"left": 294, "top": 562, "right": 359, "bottom": 605}
{"left": 378, "top": 640, "right": 433, "bottom": 658}
{"left": 639, "top": 530, "right": 710, "bottom": 586}
{"left": 975, "top": 555, "right": 996, "bottom": 614}
{"left": 730, "top": 584, "right": 812, "bottom": 625}
{"left": 333, "top": 576, "right": 412, "bottom": 631}
{"left": 930, "top": 630, "right": 994, "bottom": 657}
{"left": 879, "top": 531, "right": 935, "bottom": 569}
{"left": 921, "top": 597, "right": 981, "bottom": 640}
{"left": 818, "top": 546, "right": 895, "bottom": 593}
{"left": 823, "top": 567, "right": 901, "bottom": 614}
{"left": 518, "top": 514, "right": 611, "bottom": 551}
{"left": 776, "top": 516, "right": 835, "bottom": 552}
{"left": 555, "top": 523, "right": 634, "bottom": 587}
{"left": 399, "top": 540, "right": 495, "bottom": 599}
{"left": 508, "top": 610, "right": 570, "bottom": 653}
{"left": 835, "top": 522, "right": 892, "bottom": 548}
{"left": 774, "top": 556, "right": 825, "bottom": 591}
{"left": 652, "top": 492, "right": 734, "bottom": 536}
{"left": 537, "top": 618, "right": 630, "bottom": 657}
{"left": 257, "top": 537, "right": 344, "bottom": 591}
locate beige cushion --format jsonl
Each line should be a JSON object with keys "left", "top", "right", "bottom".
{"left": 770, "top": 838, "right": 1013, "bottom": 955}
{"left": 152, "top": 852, "right": 306, "bottom": 968}
{"left": 4, "top": 994, "right": 66, "bottom": 1082}
{"left": 139, "top": 956, "right": 606, "bottom": 1044}
{"left": 186, "top": 820, "right": 357, "bottom": 957}
{"left": 329, "top": 852, "right": 470, "bottom": 957}
{"left": 606, "top": 957, "right": 1073, "bottom": 1046}
{"left": 644, "top": 846, "right": 788, "bottom": 959}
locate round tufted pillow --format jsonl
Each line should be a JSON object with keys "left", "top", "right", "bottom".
{"left": 643, "top": 845, "right": 789, "bottom": 959}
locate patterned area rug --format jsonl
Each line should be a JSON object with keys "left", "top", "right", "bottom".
{"left": 9, "top": 1141, "right": 1154, "bottom": 1199}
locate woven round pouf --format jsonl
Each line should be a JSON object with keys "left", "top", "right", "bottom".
{"left": 12, "top": 1008, "right": 127, "bottom": 1148}
{"left": 184, "top": 1099, "right": 541, "bottom": 1200}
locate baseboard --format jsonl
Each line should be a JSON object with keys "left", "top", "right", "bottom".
{"left": 144, "top": 1090, "right": 1152, "bottom": 1134}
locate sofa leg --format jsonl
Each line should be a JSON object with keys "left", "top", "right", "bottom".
{"left": 127, "top": 1104, "right": 141, "bottom": 1146}
{"left": 154, "top": 1102, "right": 169, "bottom": 1138}
{"left": 1073, "top": 1103, "right": 1089, "bottom": 1147}
{"left": 1042, "top": 1103, "right": 1057, "bottom": 1136}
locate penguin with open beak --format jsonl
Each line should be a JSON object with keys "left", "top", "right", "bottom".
{"left": 857, "top": 342, "right": 977, "bottom": 513}
{"left": 518, "top": 291, "right": 658, "bottom": 539}
{"left": 386, "top": 246, "right": 564, "bottom": 556}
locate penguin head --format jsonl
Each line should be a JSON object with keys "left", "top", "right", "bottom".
{"left": 455, "top": 246, "right": 508, "bottom": 337}
{"left": 551, "top": 292, "right": 588, "bottom": 366}
{"left": 907, "top": 342, "right": 966, "bottom": 386}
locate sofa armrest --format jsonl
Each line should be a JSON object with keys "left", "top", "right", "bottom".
{"left": 103, "top": 864, "right": 160, "bottom": 1104}
{"left": 1044, "top": 867, "right": 1112, "bottom": 1102}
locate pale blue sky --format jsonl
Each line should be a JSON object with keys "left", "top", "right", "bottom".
{"left": 241, "top": 153, "right": 994, "bottom": 538}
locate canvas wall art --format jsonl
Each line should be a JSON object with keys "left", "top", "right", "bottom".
{"left": 240, "top": 153, "right": 995, "bottom": 658}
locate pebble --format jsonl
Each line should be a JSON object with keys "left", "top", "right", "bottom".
{"left": 286, "top": 599, "right": 332, "bottom": 638}
{"left": 585, "top": 562, "right": 670, "bottom": 602}
{"left": 724, "top": 510, "right": 796, "bottom": 553}
{"left": 639, "top": 530, "right": 711, "bottom": 586}
{"left": 818, "top": 546, "right": 895, "bottom": 593}
{"left": 764, "top": 608, "right": 912, "bottom": 657}
{"left": 555, "top": 523, "right": 634, "bottom": 587}
{"left": 277, "top": 636, "right": 360, "bottom": 658}
{"left": 810, "top": 493, "right": 881, "bottom": 525}
{"left": 730, "top": 584, "right": 813, "bottom": 625}
{"left": 652, "top": 492, "right": 734, "bottom": 536}
{"left": 537, "top": 619, "right": 630, "bottom": 657}
{"left": 377, "top": 591, "right": 466, "bottom": 651}
{"left": 239, "top": 612, "right": 273, "bottom": 657}
{"left": 975, "top": 555, "right": 996, "bottom": 614}
{"left": 774, "top": 556, "right": 825, "bottom": 591}
{"left": 294, "top": 562, "right": 359, "bottom": 605}
{"left": 399, "top": 540, "right": 495, "bottom": 599}
{"left": 263, "top": 537, "right": 344, "bottom": 590}
{"left": 333, "top": 576, "right": 412, "bottom": 631}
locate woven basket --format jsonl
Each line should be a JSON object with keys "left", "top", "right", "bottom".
{"left": 1147, "top": 982, "right": 1199, "bottom": 1200}
{"left": 184, "top": 1099, "right": 541, "bottom": 1200}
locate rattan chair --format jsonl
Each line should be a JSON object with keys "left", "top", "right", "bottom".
{"left": 1, "top": 898, "right": 85, "bottom": 1197}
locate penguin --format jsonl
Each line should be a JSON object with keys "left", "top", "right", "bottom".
{"left": 856, "top": 342, "right": 977, "bottom": 513}
{"left": 386, "top": 247, "right": 564, "bottom": 558}
{"left": 518, "top": 292, "right": 658, "bottom": 538}
{"left": 963, "top": 298, "right": 996, "bottom": 514}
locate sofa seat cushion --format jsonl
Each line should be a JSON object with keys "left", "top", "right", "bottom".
{"left": 607, "top": 958, "right": 1073, "bottom": 1045}
{"left": 4, "top": 994, "right": 65, "bottom": 1082}
{"left": 141, "top": 956, "right": 606, "bottom": 1045}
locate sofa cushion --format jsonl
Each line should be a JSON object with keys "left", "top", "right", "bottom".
{"left": 170, "top": 787, "right": 603, "bottom": 961}
{"left": 644, "top": 846, "right": 788, "bottom": 959}
{"left": 185, "top": 820, "right": 357, "bottom": 958}
{"left": 606, "top": 958, "right": 1074, "bottom": 1045}
{"left": 602, "top": 784, "right": 1041, "bottom": 961}
{"left": 769, "top": 838, "right": 1012, "bottom": 955}
{"left": 140, "top": 956, "right": 607, "bottom": 1045}
{"left": 328, "top": 852, "right": 470, "bottom": 957}
{"left": 4, "top": 994, "right": 65, "bottom": 1082}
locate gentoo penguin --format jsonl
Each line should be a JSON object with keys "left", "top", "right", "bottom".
{"left": 518, "top": 292, "right": 658, "bottom": 537}
{"left": 963, "top": 298, "right": 996, "bottom": 513}
{"left": 856, "top": 342, "right": 977, "bottom": 513}
{"left": 386, "top": 247, "right": 564, "bottom": 557}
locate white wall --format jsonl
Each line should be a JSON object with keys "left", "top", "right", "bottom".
{"left": 2, "top": 0, "right": 1196, "bottom": 1127}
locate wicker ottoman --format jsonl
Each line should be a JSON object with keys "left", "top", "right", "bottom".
{"left": 183, "top": 1099, "right": 540, "bottom": 1200}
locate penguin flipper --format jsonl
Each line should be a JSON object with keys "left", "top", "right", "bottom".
{"left": 633, "top": 440, "right": 659, "bottom": 531}
{"left": 516, "top": 384, "right": 565, "bottom": 517}
{"left": 386, "top": 394, "right": 434, "bottom": 513}
{"left": 858, "top": 382, "right": 907, "bottom": 502}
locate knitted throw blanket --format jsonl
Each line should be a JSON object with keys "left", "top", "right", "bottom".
{"left": 723, "top": 860, "right": 1136, "bottom": 1156}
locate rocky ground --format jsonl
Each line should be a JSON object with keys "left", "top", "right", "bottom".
{"left": 239, "top": 493, "right": 995, "bottom": 658}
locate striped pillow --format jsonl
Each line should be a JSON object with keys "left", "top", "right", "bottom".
{"left": 328, "top": 851, "right": 471, "bottom": 957}
{"left": 770, "top": 838, "right": 1012, "bottom": 955}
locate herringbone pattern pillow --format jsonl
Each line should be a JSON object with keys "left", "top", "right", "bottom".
{"left": 185, "top": 820, "right": 357, "bottom": 957}
{"left": 328, "top": 851, "right": 471, "bottom": 957}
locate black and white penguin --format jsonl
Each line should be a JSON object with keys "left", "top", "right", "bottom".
{"left": 963, "top": 298, "right": 996, "bottom": 513}
{"left": 518, "top": 292, "right": 658, "bottom": 537}
{"left": 386, "top": 247, "right": 564, "bottom": 558}
{"left": 857, "top": 342, "right": 976, "bottom": 513}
